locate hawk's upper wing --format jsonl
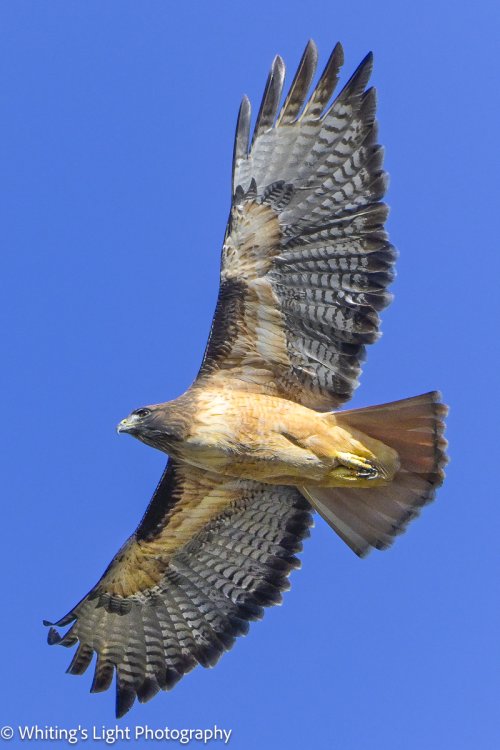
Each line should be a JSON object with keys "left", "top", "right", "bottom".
{"left": 45, "top": 461, "right": 312, "bottom": 717}
{"left": 197, "top": 41, "right": 395, "bottom": 409}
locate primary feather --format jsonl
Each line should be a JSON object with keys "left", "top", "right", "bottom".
{"left": 199, "top": 40, "right": 394, "bottom": 409}
{"left": 46, "top": 465, "right": 312, "bottom": 717}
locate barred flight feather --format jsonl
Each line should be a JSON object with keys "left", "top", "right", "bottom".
{"left": 46, "top": 461, "right": 312, "bottom": 717}
{"left": 198, "top": 40, "right": 395, "bottom": 409}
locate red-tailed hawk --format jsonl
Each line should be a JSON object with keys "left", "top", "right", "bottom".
{"left": 45, "top": 41, "right": 448, "bottom": 717}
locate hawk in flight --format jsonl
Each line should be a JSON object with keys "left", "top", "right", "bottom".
{"left": 46, "top": 41, "right": 448, "bottom": 717}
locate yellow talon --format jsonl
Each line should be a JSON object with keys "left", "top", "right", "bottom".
{"left": 336, "top": 452, "right": 378, "bottom": 478}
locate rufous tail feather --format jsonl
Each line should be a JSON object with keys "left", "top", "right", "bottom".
{"left": 300, "top": 392, "right": 448, "bottom": 557}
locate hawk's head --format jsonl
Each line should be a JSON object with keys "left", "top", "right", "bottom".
{"left": 117, "top": 403, "right": 187, "bottom": 452}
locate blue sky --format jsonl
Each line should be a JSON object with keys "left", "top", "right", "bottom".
{"left": 2, "top": 1, "right": 499, "bottom": 748}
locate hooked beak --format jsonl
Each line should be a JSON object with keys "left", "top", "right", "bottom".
{"left": 117, "top": 415, "right": 141, "bottom": 435}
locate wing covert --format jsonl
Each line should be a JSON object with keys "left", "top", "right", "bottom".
{"left": 198, "top": 41, "right": 395, "bottom": 409}
{"left": 45, "top": 461, "right": 312, "bottom": 717}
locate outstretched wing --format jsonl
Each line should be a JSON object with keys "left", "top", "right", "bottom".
{"left": 45, "top": 461, "right": 312, "bottom": 717}
{"left": 197, "top": 41, "right": 395, "bottom": 409}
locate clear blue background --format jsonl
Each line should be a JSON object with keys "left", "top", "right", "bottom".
{"left": 2, "top": 1, "right": 499, "bottom": 748}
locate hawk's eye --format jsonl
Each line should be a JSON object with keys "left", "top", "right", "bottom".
{"left": 134, "top": 408, "right": 151, "bottom": 418}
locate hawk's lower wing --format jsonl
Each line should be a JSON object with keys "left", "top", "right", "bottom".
{"left": 45, "top": 461, "right": 312, "bottom": 717}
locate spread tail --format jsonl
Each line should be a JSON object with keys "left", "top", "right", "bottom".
{"left": 301, "top": 392, "right": 448, "bottom": 557}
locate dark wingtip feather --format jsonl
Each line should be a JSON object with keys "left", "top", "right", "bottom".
{"left": 58, "top": 627, "right": 78, "bottom": 648}
{"left": 66, "top": 643, "right": 94, "bottom": 676}
{"left": 47, "top": 627, "right": 61, "bottom": 645}
{"left": 278, "top": 39, "right": 318, "bottom": 125}
{"left": 164, "top": 668, "right": 183, "bottom": 690}
{"left": 232, "top": 95, "right": 251, "bottom": 188}
{"left": 43, "top": 608, "right": 78, "bottom": 628}
{"left": 302, "top": 41, "right": 344, "bottom": 119}
{"left": 137, "top": 677, "right": 161, "bottom": 704}
{"left": 274, "top": 54, "right": 285, "bottom": 73}
{"left": 116, "top": 684, "right": 136, "bottom": 718}
{"left": 360, "top": 86, "right": 378, "bottom": 126}
{"left": 252, "top": 54, "right": 286, "bottom": 145}
{"left": 306, "top": 39, "right": 317, "bottom": 54}
{"left": 335, "top": 41, "right": 345, "bottom": 66}
{"left": 90, "top": 660, "right": 115, "bottom": 694}
{"left": 337, "top": 51, "right": 374, "bottom": 104}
